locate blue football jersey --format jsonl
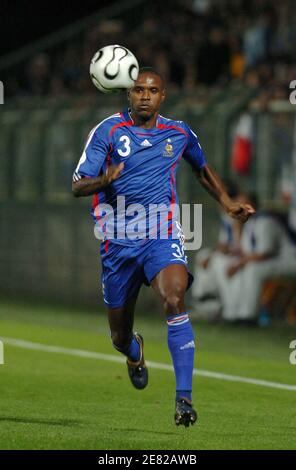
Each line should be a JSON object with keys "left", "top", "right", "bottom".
{"left": 73, "top": 108, "right": 206, "bottom": 246}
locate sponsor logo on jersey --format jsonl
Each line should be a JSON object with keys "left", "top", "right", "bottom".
{"left": 140, "top": 139, "right": 152, "bottom": 147}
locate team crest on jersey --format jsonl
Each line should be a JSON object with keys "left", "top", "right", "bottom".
{"left": 163, "top": 139, "right": 174, "bottom": 157}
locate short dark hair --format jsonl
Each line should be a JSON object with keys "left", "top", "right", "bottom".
{"left": 138, "top": 67, "right": 165, "bottom": 87}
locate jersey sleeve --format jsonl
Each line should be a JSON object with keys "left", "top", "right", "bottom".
{"left": 182, "top": 122, "right": 206, "bottom": 171}
{"left": 73, "top": 123, "right": 110, "bottom": 181}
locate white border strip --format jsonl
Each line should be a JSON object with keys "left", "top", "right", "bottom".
{"left": 2, "top": 337, "right": 296, "bottom": 392}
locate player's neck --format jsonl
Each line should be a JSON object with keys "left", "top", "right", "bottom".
{"left": 130, "top": 111, "right": 158, "bottom": 129}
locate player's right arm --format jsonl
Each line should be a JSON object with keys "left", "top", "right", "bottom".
{"left": 72, "top": 121, "right": 124, "bottom": 198}
{"left": 72, "top": 163, "right": 124, "bottom": 197}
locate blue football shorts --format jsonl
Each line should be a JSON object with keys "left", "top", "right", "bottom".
{"left": 100, "top": 238, "right": 193, "bottom": 308}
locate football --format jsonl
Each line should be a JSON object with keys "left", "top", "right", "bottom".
{"left": 90, "top": 45, "right": 139, "bottom": 93}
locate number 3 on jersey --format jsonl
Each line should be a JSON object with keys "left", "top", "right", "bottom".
{"left": 118, "top": 135, "right": 131, "bottom": 157}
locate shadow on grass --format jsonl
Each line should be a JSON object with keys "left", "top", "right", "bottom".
{"left": 0, "top": 416, "right": 81, "bottom": 426}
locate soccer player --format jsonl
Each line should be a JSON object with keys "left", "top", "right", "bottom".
{"left": 72, "top": 68, "right": 254, "bottom": 427}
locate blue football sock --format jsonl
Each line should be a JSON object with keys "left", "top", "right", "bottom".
{"left": 167, "top": 313, "right": 195, "bottom": 402}
{"left": 113, "top": 334, "right": 141, "bottom": 362}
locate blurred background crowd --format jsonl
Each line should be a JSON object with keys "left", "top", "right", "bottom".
{"left": 5, "top": 0, "right": 296, "bottom": 107}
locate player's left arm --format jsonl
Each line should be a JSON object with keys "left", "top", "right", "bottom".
{"left": 182, "top": 123, "right": 255, "bottom": 224}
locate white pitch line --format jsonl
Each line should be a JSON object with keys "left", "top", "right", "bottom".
{"left": 2, "top": 337, "right": 296, "bottom": 392}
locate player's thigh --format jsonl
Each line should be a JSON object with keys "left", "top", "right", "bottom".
{"left": 101, "top": 242, "right": 144, "bottom": 312}
{"left": 151, "top": 263, "right": 188, "bottom": 307}
{"left": 144, "top": 238, "right": 190, "bottom": 292}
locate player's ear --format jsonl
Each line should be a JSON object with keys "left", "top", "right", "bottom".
{"left": 161, "top": 89, "right": 166, "bottom": 103}
{"left": 127, "top": 89, "right": 131, "bottom": 102}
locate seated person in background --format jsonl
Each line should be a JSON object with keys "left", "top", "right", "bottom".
{"left": 192, "top": 181, "right": 242, "bottom": 317}
{"left": 216, "top": 193, "right": 296, "bottom": 322}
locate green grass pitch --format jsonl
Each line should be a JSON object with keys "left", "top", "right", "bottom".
{"left": 0, "top": 299, "right": 296, "bottom": 450}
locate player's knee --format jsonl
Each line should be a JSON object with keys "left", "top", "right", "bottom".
{"left": 163, "top": 285, "right": 186, "bottom": 313}
{"left": 111, "top": 331, "right": 132, "bottom": 352}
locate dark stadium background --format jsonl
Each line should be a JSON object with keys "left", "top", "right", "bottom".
{"left": 1, "top": 1, "right": 115, "bottom": 54}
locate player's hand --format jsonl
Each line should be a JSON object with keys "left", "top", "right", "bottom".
{"left": 103, "top": 162, "right": 124, "bottom": 185}
{"left": 225, "top": 202, "right": 255, "bottom": 223}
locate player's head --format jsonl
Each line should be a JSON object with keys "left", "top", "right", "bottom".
{"left": 128, "top": 67, "right": 166, "bottom": 122}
